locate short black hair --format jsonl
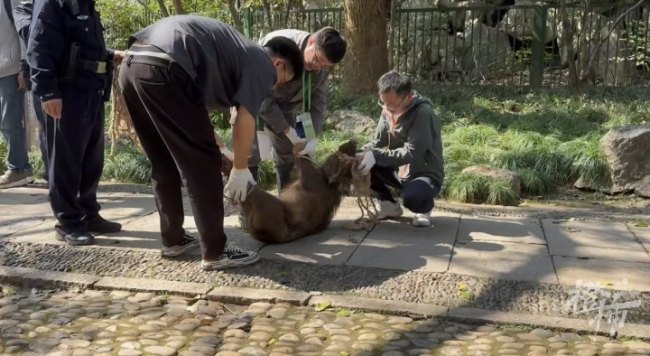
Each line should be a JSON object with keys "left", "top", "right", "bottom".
{"left": 314, "top": 27, "right": 347, "bottom": 64}
{"left": 377, "top": 70, "right": 412, "bottom": 96}
{"left": 264, "top": 37, "right": 304, "bottom": 79}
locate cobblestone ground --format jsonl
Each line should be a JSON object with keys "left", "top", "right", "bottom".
{"left": 1, "top": 287, "right": 649, "bottom": 356}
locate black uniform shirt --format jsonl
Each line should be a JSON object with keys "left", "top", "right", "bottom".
{"left": 27, "top": 0, "right": 109, "bottom": 101}
{"left": 130, "top": 15, "right": 276, "bottom": 118}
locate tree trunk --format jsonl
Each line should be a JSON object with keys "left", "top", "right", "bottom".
{"left": 227, "top": 0, "right": 244, "bottom": 33}
{"left": 558, "top": 0, "right": 579, "bottom": 87}
{"left": 343, "top": 0, "right": 389, "bottom": 95}
{"left": 261, "top": 0, "right": 273, "bottom": 28}
{"left": 109, "top": 65, "right": 143, "bottom": 157}
{"left": 171, "top": 0, "right": 185, "bottom": 14}
{"left": 155, "top": 0, "right": 169, "bottom": 17}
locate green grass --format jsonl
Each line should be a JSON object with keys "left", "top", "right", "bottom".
{"left": 102, "top": 142, "right": 152, "bottom": 184}
{"left": 0, "top": 140, "right": 7, "bottom": 173}
{"left": 444, "top": 172, "right": 520, "bottom": 206}
{"left": 31, "top": 84, "right": 647, "bottom": 207}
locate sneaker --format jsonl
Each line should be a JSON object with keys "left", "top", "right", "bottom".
{"left": 55, "top": 228, "right": 95, "bottom": 246}
{"left": 86, "top": 215, "right": 122, "bottom": 234}
{"left": 0, "top": 170, "right": 34, "bottom": 189}
{"left": 412, "top": 211, "right": 432, "bottom": 227}
{"left": 161, "top": 234, "right": 200, "bottom": 257}
{"left": 238, "top": 213, "right": 249, "bottom": 232}
{"left": 201, "top": 244, "right": 259, "bottom": 271}
{"left": 375, "top": 199, "right": 403, "bottom": 220}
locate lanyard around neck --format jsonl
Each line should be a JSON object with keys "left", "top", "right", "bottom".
{"left": 302, "top": 72, "right": 312, "bottom": 113}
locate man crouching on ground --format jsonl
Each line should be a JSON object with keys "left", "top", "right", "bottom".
{"left": 357, "top": 70, "right": 444, "bottom": 227}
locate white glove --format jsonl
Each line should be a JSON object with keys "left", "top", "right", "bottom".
{"left": 298, "top": 138, "right": 318, "bottom": 157}
{"left": 285, "top": 127, "right": 307, "bottom": 145}
{"left": 356, "top": 151, "right": 376, "bottom": 175}
{"left": 220, "top": 147, "right": 234, "bottom": 162}
{"left": 224, "top": 168, "right": 256, "bottom": 202}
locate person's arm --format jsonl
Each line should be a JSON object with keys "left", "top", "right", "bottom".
{"left": 259, "top": 96, "right": 292, "bottom": 134}
{"left": 310, "top": 69, "right": 329, "bottom": 135}
{"left": 27, "top": 0, "right": 65, "bottom": 105}
{"left": 371, "top": 106, "right": 436, "bottom": 167}
{"left": 231, "top": 105, "right": 256, "bottom": 170}
{"left": 13, "top": 0, "right": 33, "bottom": 43}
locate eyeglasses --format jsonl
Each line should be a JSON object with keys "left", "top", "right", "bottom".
{"left": 377, "top": 94, "right": 409, "bottom": 114}
{"left": 312, "top": 47, "right": 333, "bottom": 68}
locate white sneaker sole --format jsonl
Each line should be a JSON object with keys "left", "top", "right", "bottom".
{"left": 201, "top": 253, "right": 260, "bottom": 271}
{"left": 0, "top": 176, "right": 34, "bottom": 189}
{"left": 161, "top": 239, "right": 200, "bottom": 257}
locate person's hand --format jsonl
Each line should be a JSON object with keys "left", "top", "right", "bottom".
{"left": 284, "top": 127, "right": 307, "bottom": 145}
{"left": 42, "top": 99, "right": 62, "bottom": 119}
{"left": 224, "top": 168, "right": 256, "bottom": 202}
{"left": 298, "top": 138, "right": 318, "bottom": 157}
{"left": 17, "top": 72, "right": 27, "bottom": 91}
{"left": 356, "top": 151, "right": 376, "bottom": 175}
{"left": 113, "top": 50, "right": 126, "bottom": 64}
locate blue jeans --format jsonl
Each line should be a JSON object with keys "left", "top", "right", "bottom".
{"left": 0, "top": 75, "right": 29, "bottom": 172}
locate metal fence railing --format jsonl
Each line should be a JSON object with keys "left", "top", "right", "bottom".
{"left": 102, "top": 1, "right": 650, "bottom": 88}
{"left": 240, "top": 2, "right": 650, "bottom": 88}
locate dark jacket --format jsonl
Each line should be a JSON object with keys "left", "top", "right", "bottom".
{"left": 365, "top": 92, "right": 445, "bottom": 189}
{"left": 26, "top": 0, "right": 112, "bottom": 102}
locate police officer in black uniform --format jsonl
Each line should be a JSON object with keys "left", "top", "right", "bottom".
{"left": 27, "top": 0, "right": 123, "bottom": 245}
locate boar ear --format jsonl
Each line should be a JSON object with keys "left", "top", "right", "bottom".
{"left": 337, "top": 140, "right": 357, "bottom": 156}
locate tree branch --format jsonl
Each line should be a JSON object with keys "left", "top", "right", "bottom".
{"left": 227, "top": 0, "right": 244, "bottom": 32}
{"left": 155, "top": 0, "right": 170, "bottom": 17}
{"left": 581, "top": 0, "right": 644, "bottom": 82}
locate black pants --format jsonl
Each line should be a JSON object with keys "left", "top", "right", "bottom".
{"left": 118, "top": 54, "right": 226, "bottom": 260}
{"left": 47, "top": 85, "right": 104, "bottom": 233}
{"left": 370, "top": 165, "right": 440, "bottom": 214}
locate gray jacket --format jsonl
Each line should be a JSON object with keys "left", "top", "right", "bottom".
{"left": 366, "top": 92, "right": 445, "bottom": 189}
{"left": 258, "top": 29, "right": 329, "bottom": 135}
{"left": 0, "top": 0, "right": 22, "bottom": 79}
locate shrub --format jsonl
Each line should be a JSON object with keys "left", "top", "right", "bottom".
{"left": 102, "top": 143, "right": 151, "bottom": 184}
{"left": 444, "top": 173, "right": 519, "bottom": 206}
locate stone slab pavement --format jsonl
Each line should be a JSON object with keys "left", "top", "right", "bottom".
{"left": 2, "top": 186, "right": 649, "bottom": 294}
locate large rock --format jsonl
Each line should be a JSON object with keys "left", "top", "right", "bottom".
{"left": 462, "top": 19, "right": 514, "bottom": 76}
{"left": 498, "top": 0, "right": 557, "bottom": 43}
{"left": 601, "top": 125, "right": 650, "bottom": 198}
{"left": 327, "top": 110, "right": 376, "bottom": 136}
{"left": 462, "top": 165, "right": 522, "bottom": 196}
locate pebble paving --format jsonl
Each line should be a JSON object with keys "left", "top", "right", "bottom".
{"left": 1, "top": 286, "right": 649, "bottom": 356}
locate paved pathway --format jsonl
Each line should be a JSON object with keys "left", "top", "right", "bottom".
{"left": 1, "top": 186, "right": 650, "bottom": 338}
{"left": 2, "top": 186, "right": 649, "bottom": 292}
{"left": 1, "top": 287, "right": 650, "bottom": 356}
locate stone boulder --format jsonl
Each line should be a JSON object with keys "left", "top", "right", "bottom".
{"left": 327, "top": 110, "right": 377, "bottom": 136}
{"left": 498, "top": 0, "right": 557, "bottom": 43}
{"left": 600, "top": 125, "right": 650, "bottom": 198}
{"left": 462, "top": 19, "right": 513, "bottom": 76}
{"left": 462, "top": 165, "right": 522, "bottom": 196}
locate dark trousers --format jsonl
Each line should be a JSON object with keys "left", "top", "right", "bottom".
{"left": 370, "top": 165, "right": 439, "bottom": 214}
{"left": 118, "top": 56, "right": 226, "bottom": 260}
{"left": 47, "top": 86, "right": 104, "bottom": 233}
